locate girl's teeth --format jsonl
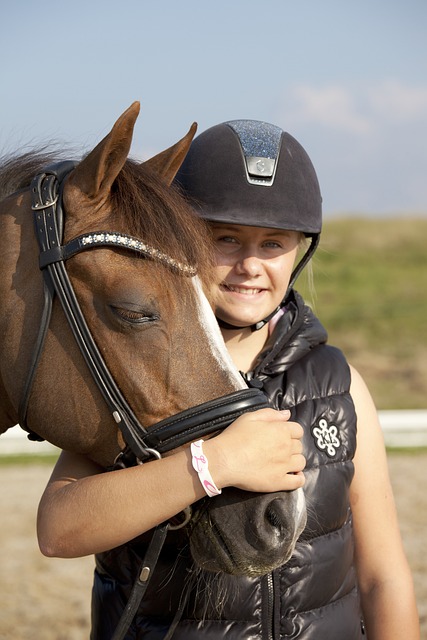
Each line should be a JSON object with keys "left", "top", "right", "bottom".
{"left": 226, "top": 285, "right": 260, "bottom": 295}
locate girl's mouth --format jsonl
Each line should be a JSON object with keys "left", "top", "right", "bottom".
{"left": 221, "top": 283, "right": 264, "bottom": 296}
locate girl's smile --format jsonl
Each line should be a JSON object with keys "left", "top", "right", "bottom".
{"left": 220, "top": 283, "right": 266, "bottom": 296}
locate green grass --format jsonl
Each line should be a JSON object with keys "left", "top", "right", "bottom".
{"left": 297, "top": 216, "right": 427, "bottom": 410}
{"left": 0, "top": 453, "right": 59, "bottom": 465}
{"left": 385, "top": 447, "right": 427, "bottom": 455}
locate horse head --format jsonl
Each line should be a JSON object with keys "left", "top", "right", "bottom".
{"left": 0, "top": 102, "right": 306, "bottom": 578}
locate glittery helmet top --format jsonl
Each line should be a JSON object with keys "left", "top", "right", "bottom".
{"left": 174, "top": 119, "right": 322, "bottom": 236}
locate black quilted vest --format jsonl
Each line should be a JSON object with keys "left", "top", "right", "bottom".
{"left": 91, "top": 291, "right": 364, "bottom": 639}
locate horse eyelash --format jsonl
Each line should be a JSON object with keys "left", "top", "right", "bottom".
{"left": 110, "top": 306, "right": 160, "bottom": 324}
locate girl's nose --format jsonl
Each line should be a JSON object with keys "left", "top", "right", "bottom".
{"left": 235, "top": 254, "right": 263, "bottom": 277}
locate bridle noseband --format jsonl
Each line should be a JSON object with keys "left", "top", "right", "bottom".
{"left": 20, "top": 162, "right": 270, "bottom": 640}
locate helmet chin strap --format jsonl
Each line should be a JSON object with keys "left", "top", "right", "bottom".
{"left": 217, "top": 305, "right": 279, "bottom": 332}
{"left": 216, "top": 235, "right": 319, "bottom": 332}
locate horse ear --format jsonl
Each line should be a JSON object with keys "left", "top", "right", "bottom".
{"left": 143, "top": 122, "right": 198, "bottom": 186}
{"left": 67, "top": 102, "right": 141, "bottom": 200}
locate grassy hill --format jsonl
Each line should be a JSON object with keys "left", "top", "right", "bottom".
{"left": 296, "top": 217, "right": 427, "bottom": 410}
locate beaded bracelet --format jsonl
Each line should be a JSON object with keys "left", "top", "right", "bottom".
{"left": 190, "top": 439, "right": 222, "bottom": 498}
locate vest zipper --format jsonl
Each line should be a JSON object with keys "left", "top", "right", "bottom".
{"left": 265, "top": 572, "right": 274, "bottom": 640}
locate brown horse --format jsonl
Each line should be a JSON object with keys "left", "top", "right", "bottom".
{"left": 0, "top": 102, "right": 306, "bottom": 580}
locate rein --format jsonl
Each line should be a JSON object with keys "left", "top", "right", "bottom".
{"left": 20, "top": 162, "right": 269, "bottom": 639}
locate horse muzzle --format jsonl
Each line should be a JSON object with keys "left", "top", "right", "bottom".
{"left": 189, "top": 487, "right": 307, "bottom": 577}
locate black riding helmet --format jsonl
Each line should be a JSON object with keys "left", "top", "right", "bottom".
{"left": 175, "top": 119, "right": 322, "bottom": 330}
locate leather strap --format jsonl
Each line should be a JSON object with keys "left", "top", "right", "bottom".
{"left": 28, "top": 165, "right": 153, "bottom": 457}
{"left": 143, "top": 388, "right": 269, "bottom": 455}
{"left": 19, "top": 162, "right": 76, "bottom": 436}
{"left": 110, "top": 523, "right": 169, "bottom": 640}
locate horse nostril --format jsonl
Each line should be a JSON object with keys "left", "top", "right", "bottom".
{"left": 265, "top": 501, "right": 285, "bottom": 533}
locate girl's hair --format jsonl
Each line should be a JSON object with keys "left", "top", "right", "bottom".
{"left": 298, "top": 233, "right": 316, "bottom": 302}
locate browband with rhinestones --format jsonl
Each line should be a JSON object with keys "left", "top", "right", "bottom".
{"left": 38, "top": 230, "right": 197, "bottom": 276}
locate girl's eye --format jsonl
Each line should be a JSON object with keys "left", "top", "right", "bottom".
{"left": 216, "top": 235, "right": 237, "bottom": 244}
{"left": 110, "top": 306, "right": 159, "bottom": 325}
{"left": 263, "top": 241, "right": 282, "bottom": 249}
{"left": 214, "top": 236, "right": 240, "bottom": 254}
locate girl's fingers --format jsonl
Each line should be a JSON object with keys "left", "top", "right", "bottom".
{"left": 288, "top": 453, "right": 306, "bottom": 474}
{"left": 289, "top": 422, "right": 304, "bottom": 439}
{"left": 283, "top": 471, "right": 306, "bottom": 490}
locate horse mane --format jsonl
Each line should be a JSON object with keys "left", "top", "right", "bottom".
{"left": 111, "top": 159, "right": 216, "bottom": 285}
{"left": 0, "top": 148, "right": 216, "bottom": 287}
{"left": 0, "top": 146, "right": 65, "bottom": 201}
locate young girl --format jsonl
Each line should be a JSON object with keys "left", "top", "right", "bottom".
{"left": 37, "top": 120, "right": 419, "bottom": 639}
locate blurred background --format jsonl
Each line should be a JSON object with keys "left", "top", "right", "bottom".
{"left": 1, "top": 0, "right": 426, "bottom": 216}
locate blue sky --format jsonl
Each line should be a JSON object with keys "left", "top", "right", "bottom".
{"left": 1, "top": 0, "right": 426, "bottom": 216}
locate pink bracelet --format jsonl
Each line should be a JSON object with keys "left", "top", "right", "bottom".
{"left": 190, "top": 440, "right": 222, "bottom": 498}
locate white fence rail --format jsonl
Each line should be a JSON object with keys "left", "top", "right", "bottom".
{"left": 0, "top": 426, "right": 60, "bottom": 455}
{"left": 1, "top": 410, "right": 427, "bottom": 456}
{"left": 377, "top": 410, "right": 427, "bottom": 448}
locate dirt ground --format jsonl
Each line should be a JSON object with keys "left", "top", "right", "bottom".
{"left": 0, "top": 454, "right": 426, "bottom": 640}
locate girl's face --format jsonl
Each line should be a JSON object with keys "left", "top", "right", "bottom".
{"left": 210, "top": 223, "right": 300, "bottom": 328}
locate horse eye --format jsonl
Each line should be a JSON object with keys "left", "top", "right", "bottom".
{"left": 110, "top": 306, "right": 159, "bottom": 325}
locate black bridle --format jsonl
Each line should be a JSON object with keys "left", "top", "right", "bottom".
{"left": 21, "top": 162, "right": 269, "bottom": 639}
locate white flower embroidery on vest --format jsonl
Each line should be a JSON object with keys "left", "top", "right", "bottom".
{"left": 311, "top": 418, "right": 341, "bottom": 457}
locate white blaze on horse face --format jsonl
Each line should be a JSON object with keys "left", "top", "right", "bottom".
{"left": 295, "top": 487, "right": 306, "bottom": 530}
{"left": 192, "top": 277, "right": 246, "bottom": 390}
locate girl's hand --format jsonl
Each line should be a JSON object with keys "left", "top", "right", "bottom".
{"left": 203, "top": 408, "right": 305, "bottom": 493}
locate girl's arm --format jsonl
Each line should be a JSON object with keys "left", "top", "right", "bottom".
{"left": 37, "top": 407, "right": 305, "bottom": 558}
{"left": 349, "top": 365, "right": 419, "bottom": 639}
